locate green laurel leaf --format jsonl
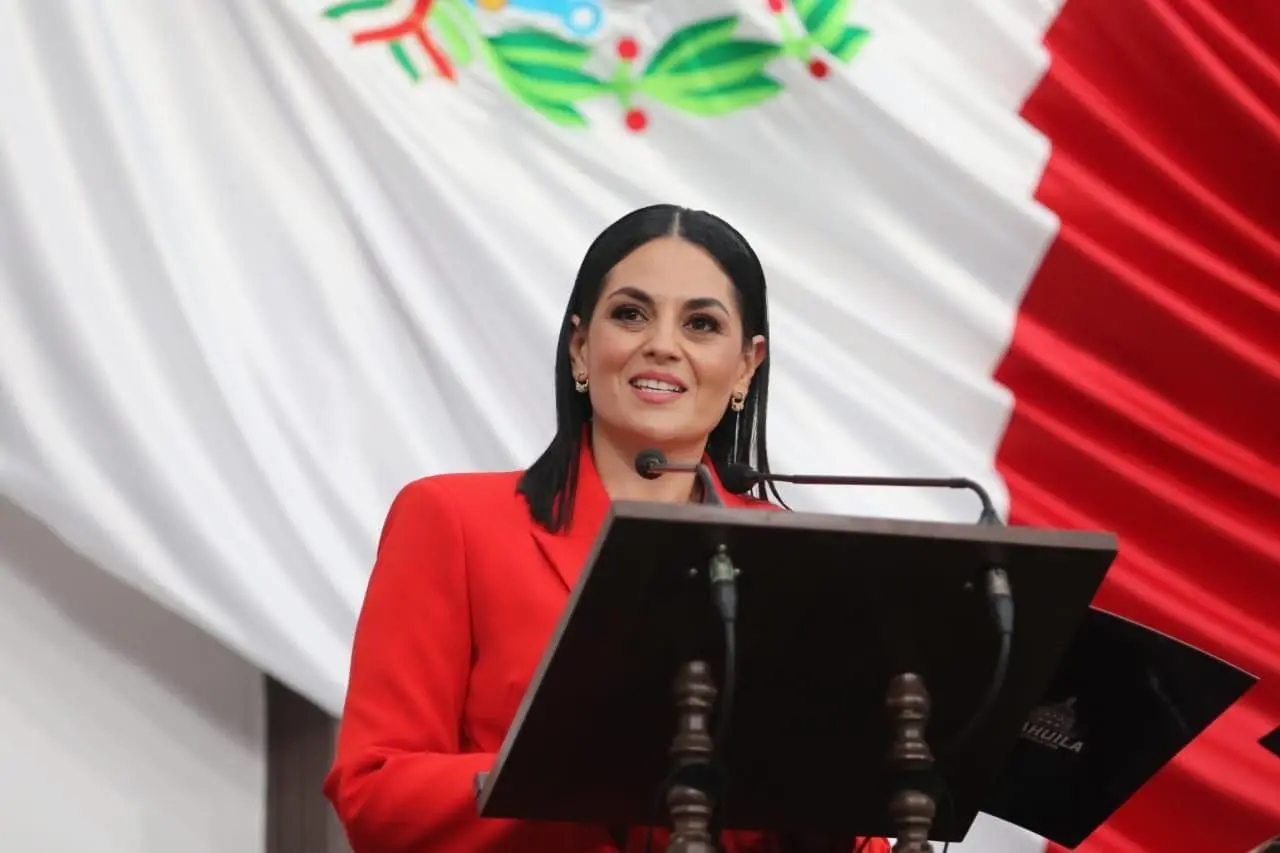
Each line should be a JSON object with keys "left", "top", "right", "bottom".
{"left": 323, "top": 0, "right": 396, "bottom": 19}
{"left": 792, "top": 0, "right": 854, "bottom": 52}
{"left": 642, "top": 15, "right": 741, "bottom": 77}
{"left": 639, "top": 40, "right": 781, "bottom": 101}
{"left": 653, "top": 73, "right": 783, "bottom": 116}
{"left": 827, "top": 25, "right": 870, "bottom": 61}
{"left": 489, "top": 28, "right": 593, "bottom": 68}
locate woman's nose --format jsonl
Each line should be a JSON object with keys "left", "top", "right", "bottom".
{"left": 642, "top": 319, "right": 681, "bottom": 360}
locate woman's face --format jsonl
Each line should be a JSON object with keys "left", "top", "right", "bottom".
{"left": 569, "top": 237, "right": 766, "bottom": 456}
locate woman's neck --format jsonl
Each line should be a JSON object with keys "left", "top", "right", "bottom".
{"left": 589, "top": 424, "right": 707, "bottom": 504}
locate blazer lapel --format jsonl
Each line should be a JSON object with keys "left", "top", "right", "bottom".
{"left": 529, "top": 445, "right": 769, "bottom": 592}
{"left": 531, "top": 527, "right": 594, "bottom": 593}
{"left": 530, "top": 442, "right": 613, "bottom": 592}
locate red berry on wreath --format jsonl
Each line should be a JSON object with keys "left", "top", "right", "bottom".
{"left": 625, "top": 108, "right": 647, "bottom": 131}
{"left": 617, "top": 37, "right": 639, "bottom": 60}
{"left": 767, "top": 0, "right": 784, "bottom": 11}
{"left": 809, "top": 59, "right": 829, "bottom": 78}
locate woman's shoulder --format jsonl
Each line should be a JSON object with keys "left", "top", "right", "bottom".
{"left": 388, "top": 469, "right": 526, "bottom": 519}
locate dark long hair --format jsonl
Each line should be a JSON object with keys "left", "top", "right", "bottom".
{"left": 517, "top": 203, "right": 781, "bottom": 532}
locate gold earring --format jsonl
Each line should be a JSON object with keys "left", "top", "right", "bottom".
{"left": 575, "top": 374, "right": 589, "bottom": 393}
{"left": 730, "top": 392, "right": 745, "bottom": 412}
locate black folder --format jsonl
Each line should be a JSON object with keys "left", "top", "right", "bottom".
{"left": 983, "top": 607, "right": 1255, "bottom": 847}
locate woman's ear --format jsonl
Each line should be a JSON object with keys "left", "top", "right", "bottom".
{"left": 735, "top": 334, "right": 767, "bottom": 396}
{"left": 568, "top": 314, "right": 588, "bottom": 377}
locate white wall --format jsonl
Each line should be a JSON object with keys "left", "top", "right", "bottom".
{"left": 0, "top": 497, "right": 265, "bottom": 853}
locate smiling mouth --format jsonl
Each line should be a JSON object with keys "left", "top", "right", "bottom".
{"left": 630, "top": 378, "right": 686, "bottom": 394}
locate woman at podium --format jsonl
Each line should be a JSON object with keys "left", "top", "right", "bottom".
{"left": 324, "top": 204, "right": 889, "bottom": 853}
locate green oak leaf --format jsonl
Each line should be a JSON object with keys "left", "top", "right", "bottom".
{"left": 323, "top": 0, "right": 396, "bottom": 19}
{"left": 642, "top": 40, "right": 780, "bottom": 94}
{"left": 639, "top": 15, "right": 782, "bottom": 114}
{"left": 488, "top": 28, "right": 593, "bottom": 68}
{"left": 639, "top": 35, "right": 782, "bottom": 121}
{"left": 518, "top": 96, "right": 588, "bottom": 128}
{"left": 643, "top": 15, "right": 742, "bottom": 77}
{"left": 491, "top": 68, "right": 590, "bottom": 127}
{"left": 791, "top": 0, "right": 856, "bottom": 54}
{"left": 485, "top": 28, "right": 607, "bottom": 123}
{"left": 496, "top": 61, "right": 608, "bottom": 104}
{"left": 652, "top": 73, "right": 783, "bottom": 116}
{"left": 827, "top": 25, "right": 870, "bottom": 61}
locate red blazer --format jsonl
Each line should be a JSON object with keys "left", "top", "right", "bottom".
{"left": 325, "top": 446, "right": 889, "bottom": 853}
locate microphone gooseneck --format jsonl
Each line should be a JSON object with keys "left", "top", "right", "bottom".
{"left": 719, "top": 462, "right": 999, "bottom": 522}
{"left": 721, "top": 460, "right": 1015, "bottom": 755}
{"left": 632, "top": 448, "right": 724, "bottom": 507}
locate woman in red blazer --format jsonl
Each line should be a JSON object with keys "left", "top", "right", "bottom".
{"left": 324, "top": 204, "right": 890, "bottom": 853}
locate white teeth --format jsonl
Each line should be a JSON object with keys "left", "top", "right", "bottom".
{"left": 632, "top": 379, "right": 684, "bottom": 393}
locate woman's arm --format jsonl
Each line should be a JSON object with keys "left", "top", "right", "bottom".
{"left": 323, "top": 479, "right": 549, "bottom": 853}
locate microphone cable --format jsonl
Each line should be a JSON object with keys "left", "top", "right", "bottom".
{"left": 636, "top": 449, "right": 736, "bottom": 853}
{"left": 941, "top": 506, "right": 1014, "bottom": 756}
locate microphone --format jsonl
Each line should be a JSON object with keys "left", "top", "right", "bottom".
{"left": 634, "top": 448, "right": 724, "bottom": 507}
{"left": 720, "top": 461, "right": 999, "bottom": 523}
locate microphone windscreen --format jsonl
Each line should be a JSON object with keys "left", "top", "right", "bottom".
{"left": 721, "top": 462, "right": 759, "bottom": 494}
{"left": 634, "top": 448, "right": 667, "bottom": 479}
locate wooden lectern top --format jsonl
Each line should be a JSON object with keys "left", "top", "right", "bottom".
{"left": 476, "top": 502, "right": 1251, "bottom": 847}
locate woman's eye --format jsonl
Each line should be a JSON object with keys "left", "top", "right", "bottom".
{"left": 687, "top": 314, "right": 722, "bottom": 333}
{"left": 611, "top": 305, "right": 645, "bottom": 323}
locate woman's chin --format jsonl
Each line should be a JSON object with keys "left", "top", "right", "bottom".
{"left": 614, "top": 418, "right": 708, "bottom": 452}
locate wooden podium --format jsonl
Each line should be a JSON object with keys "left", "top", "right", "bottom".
{"left": 474, "top": 502, "right": 1255, "bottom": 850}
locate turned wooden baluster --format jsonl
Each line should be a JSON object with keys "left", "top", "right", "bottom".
{"left": 886, "top": 673, "right": 936, "bottom": 853}
{"left": 666, "top": 661, "right": 719, "bottom": 853}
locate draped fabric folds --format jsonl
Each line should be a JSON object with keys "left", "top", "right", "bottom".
{"left": 1001, "top": 1, "right": 1280, "bottom": 850}
{"left": 0, "top": 0, "right": 1055, "bottom": 718}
